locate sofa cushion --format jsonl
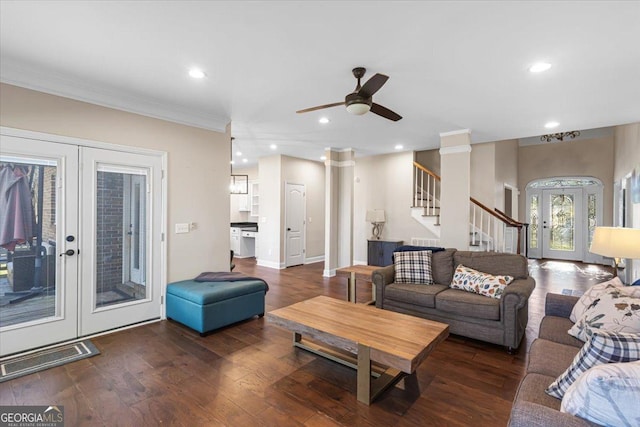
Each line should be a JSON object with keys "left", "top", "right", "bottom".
{"left": 568, "top": 290, "right": 640, "bottom": 342}
{"left": 539, "top": 316, "right": 585, "bottom": 348}
{"left": 430, "top": 248, "right": 456, "bottom": 284}
{"left": 450, "top": 264, "right": 513, "bottom": 299}
{"left": 394, "top": 250, "right": 434, "bottom": 284}
{"left": 514, "top": 373, "right": 563, "bottom": 411}
{"left": 561, "top": 360, "right": 640, "bottom": 426}
{"left": 569, "top": 277, "right": 640, "bottom": 322}
{"left": 528, "top": 339, "right": 580, "bottom": 377}
{"left": 385, "top": 283, "right": 448, "bottom": 308}
{"left": 435, "top": 288, "right": 500, "bottom": 320}
{"left": 546, "top": 331, "right": 640, "bottom": 399}
{"left": 454, "top": 251, "right": 529, "bottom": 279}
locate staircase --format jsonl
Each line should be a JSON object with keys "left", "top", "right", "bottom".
{"left": 411, "top": 162, "right": 526, "bottom": 254}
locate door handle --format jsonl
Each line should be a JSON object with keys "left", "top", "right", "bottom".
{"left": 287, "top": 228, "right": 291, "bottom": 231}
{"left": 59, "top": 249, "right": 76, "bottom": 257}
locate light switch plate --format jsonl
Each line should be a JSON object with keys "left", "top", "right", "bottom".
{"left": 175, "top": 223, "right": 190, "bottom": 233}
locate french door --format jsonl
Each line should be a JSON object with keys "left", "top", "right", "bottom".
{"left": 0, "top": 133, "right": 163, "bottom": 356}
{"left": 526, "top": 178, "right": 603, "bottom": 262}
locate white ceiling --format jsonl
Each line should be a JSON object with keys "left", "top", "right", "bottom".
{"left": 2, "top": 1, "right": 639, "bottom": 166}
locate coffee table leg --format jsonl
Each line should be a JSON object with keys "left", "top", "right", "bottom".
{"left": 357, "top": 343, "right": 371, "bottom": 404}
{"left": 348, "top": 271, "right": 356, "bottom": 303}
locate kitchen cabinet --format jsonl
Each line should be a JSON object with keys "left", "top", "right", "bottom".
{"left": 230, "top": 225, "right": 257, "bottom": 258}
{"left": 250, "top": 181, "right": 259, "bottom": 217}
{"left": 367, "top": 239, "right": 403, "bottom": 266}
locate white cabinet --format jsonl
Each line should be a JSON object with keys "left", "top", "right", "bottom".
{"left": 230, "top": 227, "right": 256, "bottom": 258}
{"left": 237, "top": 194, "right": 250, "bottom": 212}
{"left": 230, "top": 227, "right": 241, "bottom": 253}
{"left": 250, "top": 181, "right": 259, "bottom": 217}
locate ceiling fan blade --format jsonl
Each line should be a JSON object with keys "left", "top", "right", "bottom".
{"left": 371, "top": 103, "right": 402, "bottom": 121}
{"left": 296, "top": 102, "right": 344, "bottom": 114}
{"left": 358, "top": 73, "right": 389, "bottom": 98}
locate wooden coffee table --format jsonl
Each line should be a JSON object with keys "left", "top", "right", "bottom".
{"left": 267, "top": 296, "right": 449, "bottom": 405}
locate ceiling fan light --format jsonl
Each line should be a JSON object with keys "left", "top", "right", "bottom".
{"left": 346, "top": 102, "right": 371, "bottom": 115}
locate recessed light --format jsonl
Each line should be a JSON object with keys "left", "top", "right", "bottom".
{"left": 529, "top": 62, "right": 552, "bottom": 73}
{"left": 188, "top": 68, "right": 206, "bottom": 79}
{"left": 544, "top": 121, "right": 560, "bottom": 129}
{"left": 236, "top": 151, "right": 242, "bottom": 156}
{"left": 270, "top": 144, "right": 277, "bottom": 150}
{"left": 319, "top": 117, "right": 330, "bottom": 124}
{"left": 395, "top": 144, "right": 403, "bottom": 150}
{"left": 320, "top": 155, "right": 327, "bottom": 161}
{"left": 242, "top": 158, "right": 248, "bottom": 163}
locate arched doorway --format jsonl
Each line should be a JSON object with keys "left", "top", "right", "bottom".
{"left": 526, "top": 177, "right": 603, "bottom": 262}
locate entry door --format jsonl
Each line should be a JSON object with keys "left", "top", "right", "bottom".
{"left": 79, "top": 147, "right": 162, "bottom": 336}
{"left": 542, "top": 189, "right": 583, "bottom": 261}
{"left": 0, "top": 136, "right": 79, "bottom": 356}
{"left": 285, "top": 183, "right": 305, "bottom": 267}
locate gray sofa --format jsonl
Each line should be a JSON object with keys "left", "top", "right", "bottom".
{"left": 372, "top": 249, "right": 535, "bottom": 352}
{"left": 509, "top": 293, "right": 598, "bottom": 427}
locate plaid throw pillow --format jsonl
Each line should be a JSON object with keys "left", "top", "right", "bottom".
{"left": 394, "top": 250, "right": 433, "bottom": 284}
{"left": 546, "top": 331, "right": 640, "bottom": 399}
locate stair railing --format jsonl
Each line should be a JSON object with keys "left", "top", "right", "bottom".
{"left": 412, "top": 162, "right": 525, "bottom": 254}
{"left": 413, "top": 162, "right": 440, "bottom": 216}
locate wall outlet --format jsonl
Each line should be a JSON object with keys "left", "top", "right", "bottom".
{"left": 175, "top": 223, "right": 190, "bottom": 234}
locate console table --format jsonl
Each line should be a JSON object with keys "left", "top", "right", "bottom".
{"left": 367, "top": 239, "right": 403, "bottom": 266}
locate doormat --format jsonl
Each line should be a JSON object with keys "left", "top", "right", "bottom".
{"left": 0, "top": 340, "right": 100, "bottom": 383}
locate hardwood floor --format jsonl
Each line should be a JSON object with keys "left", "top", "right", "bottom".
{"left": 0, "top": 258, "right": 613, "bottom": 426}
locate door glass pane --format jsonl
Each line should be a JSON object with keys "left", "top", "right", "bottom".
{"left": 529, "top": 195, "right": 539, "bottom": 249}
{"left": 0, "top": 161, "right": 58, "bottom": 327}
{"left": 96, "top": 169, "right": 147, "bottom": 308}
{"left": 587, "top": 194, "right": 596, "bottom": 248}
{"left": 549, "top": 194, "right": 575, "bottom": 251}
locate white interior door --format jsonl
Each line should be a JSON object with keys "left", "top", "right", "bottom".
{"left": 0, "top": 136, "right": 79, "bottom": 356}
{"left": 285, "top": 183, "right": 305, "bottom": 267}
{"left": 79, "top": 147, "right": 162, "bottom": 336}
{"left": 542, "top": 189, "right": 583, "bottom": 261}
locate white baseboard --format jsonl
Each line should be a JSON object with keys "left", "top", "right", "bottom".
{"left": 304, "top": 255, "right": 324, "bottom": 264}
{"left": 353, "top": 260, "right": 368, "bottom": 266}
{"left": 323, "top": 268, "right": 336, "bottom": 277}
{"left": 257, "top": 259, "right": 285, "bottom": 269}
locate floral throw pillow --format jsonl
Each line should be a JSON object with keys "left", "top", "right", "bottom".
{"left": 569, "top": 277, "right": 640, "bottom": 322}
{"left": 546, "top": 331, "right": 640, "bottom": 399}
{"left": 568, "top": 289, "right": 640, "bottom": 342}
{"left": 450, "top": 264, "right": 513, "bottom": 299}
{"left": 394, "top": 250, "right": 433, "bottom": 285}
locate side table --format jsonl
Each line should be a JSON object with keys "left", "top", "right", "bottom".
{"left": 336, "top": 265, "right": 380, "bottom": 304}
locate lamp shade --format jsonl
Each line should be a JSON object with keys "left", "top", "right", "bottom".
{"left": 590, "top": 227, "right": 640, "bottom": 259}
{"left": 346, "top": 102, "right": 371, "bottom": 115}
{"left": 366, "top": 209, "right": 386, "bottom": 223}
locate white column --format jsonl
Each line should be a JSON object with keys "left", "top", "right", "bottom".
{"left": 439, "top": 130, "right": 472, "bottom": 249}
{"left": 324, "top": 148, "right": 355, "bottom": 276}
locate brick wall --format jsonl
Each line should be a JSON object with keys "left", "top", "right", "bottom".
{"left": 96, "top": 171, "right": 124, "bottom": 292}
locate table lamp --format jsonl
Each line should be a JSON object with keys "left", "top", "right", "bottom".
{"left": 589, "top": 226, "right": 640, "bottom": 283}
{"left": 366, "top": 209, "right": 386, "bottom": 240}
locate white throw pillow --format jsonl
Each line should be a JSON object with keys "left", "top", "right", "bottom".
{"left": 450, "top": 264, "right": 513, "bottom": 299}
{"left": 546, "top": 331, "right": 640, "bottom": 399}
{"left": 568, "top": 289, "right": 640, "bottom": 342}
{"left": 570, "top": 277, "right": 640, "bottom": 322}
{"left": 561, "top": 360, "right": 640, "bottom": 426}
{"left": 394, "top": 250, "right": 433, "bottom": 285}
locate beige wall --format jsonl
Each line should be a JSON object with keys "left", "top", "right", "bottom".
{"left": 230, "top": 166, "right": 258, "bottom": 223}
{"left": 353, "top": 151, "right": 428, "bottom": 264}
{"left": 257, "top": 155, "right": 281, "bottom": 267}
{"left": 518, "top": 136, "right": 615, "bottom": 226}
{"left": 614, "top": 123, "right": 640, "bottom": 181}
{"left": 0, "top": 83, "right": 230, "bottom": 282}
{"left": 470, "top": 141, "right": 496, "bottom": 207}
{"left": 495, "top": 139, "right": 519, "bottom": 219}
{"left": 281, "top": 155, "right": 325, "bottom": 260}
{"left": 415, "top": 149, "right": 441, "bottom": 176}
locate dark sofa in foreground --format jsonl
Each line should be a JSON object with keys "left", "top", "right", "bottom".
{"left": 372, "top": 249, "right": 535, "bottom": 351}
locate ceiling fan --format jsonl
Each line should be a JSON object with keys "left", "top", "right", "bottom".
{"left": 296, "top": 67, "right": 402, "bottom": 121}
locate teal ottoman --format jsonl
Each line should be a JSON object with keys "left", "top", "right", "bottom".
{"left": 166, "top": 279, "right": 267, "bottom": 335}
